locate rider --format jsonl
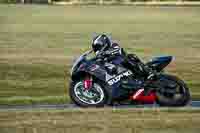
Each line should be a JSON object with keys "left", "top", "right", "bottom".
{"left": 92, "top": 34, "right": 150, "bottom": 76}
{"left": 92, "top": 34, "right": 155, "bottom": 96}
{"left": 92, "top": 34, "right": 123, "bottom": 64}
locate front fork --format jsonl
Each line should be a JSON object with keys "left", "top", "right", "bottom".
{"left": 83, "top": 74, "right": 93, "bottom": 90}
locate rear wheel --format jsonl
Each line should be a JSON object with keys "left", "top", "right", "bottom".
{"left": 70, "top": 80, "right": 108, "bottom": 107}
{"left": 156, "top": 74, "right": 191, "bottom": 107}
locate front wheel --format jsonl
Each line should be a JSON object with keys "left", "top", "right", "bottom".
{"left": 69, "top": 80, "right": 108, "bottom": 107}
{"left": 155, "top": 74, "right": 191, "bottom": 107}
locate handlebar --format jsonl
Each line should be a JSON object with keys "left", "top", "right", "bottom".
{"left": 82, "top": 50, "right": 93, "bottom": 57}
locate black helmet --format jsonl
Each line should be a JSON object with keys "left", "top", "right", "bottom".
{"left": 92, "top": 34, "right": 112, "bottom": 54}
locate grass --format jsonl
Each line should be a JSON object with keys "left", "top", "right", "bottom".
{"left": 0, "top": 5, "right": 200, "bottom": 104}
{"left": 0, "top": 108, "right": 200, "bottom": 133}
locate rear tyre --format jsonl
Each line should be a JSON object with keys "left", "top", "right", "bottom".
{"left": 156, "top": 74, "right": 191, "bottom": 107}
{"left": 69, "top": 80, "right": 108, "bottom": 107}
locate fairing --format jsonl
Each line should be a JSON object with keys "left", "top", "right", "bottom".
{"left": 71, "top": 59, "right": 133, "bottom": 99}
{"left": 147, "top": 56, "right": 173, "bottom": 72}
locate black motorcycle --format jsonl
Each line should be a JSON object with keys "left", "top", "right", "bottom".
{"left": 69, "top": 50, "right": 191, "bottom": 107}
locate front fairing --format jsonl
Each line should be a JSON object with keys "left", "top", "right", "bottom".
{"left": 70, "top": 52, "right": 136, "bottom": 101}
{"left": 71, "top": 50, "right": 93, "bottom": 76}
{"left": 71, "top": 55, "right": 85, "bottom": 76}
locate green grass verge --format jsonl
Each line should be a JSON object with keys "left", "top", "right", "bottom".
{"left": 0, "top": 95, "right": 68, "bottom": 105}
{"left": 0, "top": 108, "right": 200, "bottom": 133}
{"left": 0, "top": 5, "right": 200, "bottom": 104}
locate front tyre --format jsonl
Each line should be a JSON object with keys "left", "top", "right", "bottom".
{"left": 69, "top": 81, "right": 108, "bottom": 107}
{"left": 156, "top": 74, "right": 191, "bottom": 107}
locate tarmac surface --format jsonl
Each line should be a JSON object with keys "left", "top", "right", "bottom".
{"left": 0, "top": 101, "right": 199, "bottom": 111}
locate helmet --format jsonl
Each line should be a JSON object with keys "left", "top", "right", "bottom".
{"left": 92, "top": 34, "right": 112, "bottom": 54}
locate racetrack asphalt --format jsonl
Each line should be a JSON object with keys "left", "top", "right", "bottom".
{"left": 0, "top": 101, "right": 200, "bottom": 110}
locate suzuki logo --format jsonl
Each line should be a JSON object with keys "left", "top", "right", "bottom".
{"left": 107, "top": 71, "right": 133, "bottom": 85}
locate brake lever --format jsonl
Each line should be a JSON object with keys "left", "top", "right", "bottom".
{"left": 147, "top": 73, "right": 155, "bottom": 80}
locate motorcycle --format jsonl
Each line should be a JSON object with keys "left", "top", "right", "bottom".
{"left": 69, "top": 50, "right": 191, "bottom": 107}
